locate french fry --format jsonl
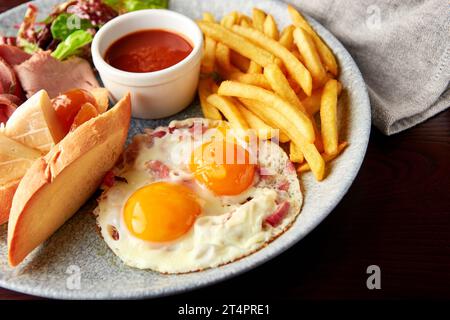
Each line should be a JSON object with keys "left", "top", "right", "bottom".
{"left": 293, "top": 136, "right": 325, "bottom": 180}
{"left": 301, "top": 82, "right": 342, "bottom": 115}
{"left": 298, "top": 142, "right": 348, "bottom": 173}
{"left": 287, "top": 5, "right": 338, "bottom": 76}
{"left": 264, "top": 63, "right": 325, "bottom": 155}
{"left": 239, "top": 105, "right": 278, "bottom": 140}
{"left": 203, "top": 12, "right": 215, "bottom": 23}
{"left": 198, "top": 21, "right": 278, "bottom": 67}
{"left": 287, "top": 76, "right": 302, "bottom": 95}
{"left": 217, "top": 64, "right": 271, "bottom": 89}
{"left": 302, "top": 88, "right": 322, "bottom": 115}
{"left": 221, "top": 11, "right": 238, "bottom": 28}
{"left": 293, "top": 27, "right": 327, "bottom": 87}
{"left": 248, "top": 61, "right": 262, "bottom": 74}
{"left": 312, "top": 122, "right": 324, "bottom": 153}
{"left": 238, "top": 98, "right": 290, "bottom": 143}
{"left": 216, "top": 42, "right": 232, "bottom": 71}
{"left": 237, "top": 97, "right": 325, "bottom": 180}
{"left": 263, "top": 64, "right": 324, "bottom": 161}
{"left": 279, "top": 25, "right": 295, "bottom": 49}
{"left": 320, "top": 79, "right": 339, "bottom": 155}
{"left": 231, "top": 25, "right": 312, "bottom": 96}
{"left": 218, "top": 81, "right": 315, "bottom": 143}
{"left": 230, "top": 50, "right": 250, "bottom": 72}
{"left": 227, "top": 70, "right": 272, "bottom": 90}
{"left": 198, "top": 78, "right": 222, "bottom": 120}
{"left": 263, "top": 63, "right": 305, "bottom": 112}
{"left": 252, "top": 8, "right": 266, "bottom": 32}
{"left": 291, "top": 47, "right": 305, "bottom": 65}
{"left": 201, "top": 37, "right": 216, "bottom": 74}
{"left": 240, "top": 15, "right": 252, "bottom": 28}
{"left": 263, "top": 14, "right": 279, "bottom": 40}
{"left": 290, "top": 142, "right": 304, "bottom": 163}
{"left": 206, "top": 94, "right": 249, "bottom": 132}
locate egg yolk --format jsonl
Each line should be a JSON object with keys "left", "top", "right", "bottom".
{"left": 123, "top": 182, "right": 201, "bottom": 242}
{"left": 190, "top": 140, "right": 255, "bottom": 195}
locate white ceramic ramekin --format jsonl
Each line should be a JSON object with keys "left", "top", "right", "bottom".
{"left": 91, "top": 9, "right": 203, "bottom": 119}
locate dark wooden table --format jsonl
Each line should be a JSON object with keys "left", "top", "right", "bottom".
{"left": 1, "top": 0, "right": 449, "bottom": 301}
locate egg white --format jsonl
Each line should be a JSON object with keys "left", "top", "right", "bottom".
{"left": 95, "top": 119, "right": 302, "bottom": 273}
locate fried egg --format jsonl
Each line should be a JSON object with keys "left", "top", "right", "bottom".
{"left": 95, "top": 118, "right": 302, "bottom": 273}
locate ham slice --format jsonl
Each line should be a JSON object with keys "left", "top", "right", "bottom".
{"left": 0, "top": 57, "right": 20, "bottom": 96}
{"left": 0, "top": 94, "right": 19, "bottom": 124}
{"left": 0, "top": 45, "right": 31, "bottom": 66}
{"left": 0, "top": 46, "right": 26, "bottom": 120}
{"left": 145, "top": 160, "right": 170, "bottom": 179}
{"left": 14, "top": 51, "right": 99, "bottom": 98}
{"left": 264, "top": 201, "right": 290, "bottom": 227}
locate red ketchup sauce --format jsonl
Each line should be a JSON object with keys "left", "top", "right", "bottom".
{"left": 104, "top": 29, "right": 193, "bottom": 73}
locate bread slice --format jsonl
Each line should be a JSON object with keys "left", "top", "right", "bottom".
{"left": 3, "top": 90, "right": 62, "bottom": 152}
{"left": 0, "top": 133, "right": 42, "bottom": 181}
{"left": 0, "top": 133, "right": 42, "bottom": 225}
{"left": 90, "top": 88, "right": 109, "bottom": 113}
{"left": 0, "top": 180, "right": 19, "bottom": 226}
{"left": 7, "top": 93, "right": 131, "bottom": 266}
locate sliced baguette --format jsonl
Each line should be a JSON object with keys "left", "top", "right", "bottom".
{"left": 7, "top": 93, "right": 131, "bottom": 266}
{"left": 0, "top": 133, "right": 42, "bottom": 225}
{"left": 3, "top": 90, "right": 62, "bottom": 152}
{"left": 0, "top": 133, "right": 42, "bottom": 181}
{"left": 90, "top": 87, "right": 109, "bottom": 113}
{"left": 0, "top": 180, "right": 20, "bottom": 225}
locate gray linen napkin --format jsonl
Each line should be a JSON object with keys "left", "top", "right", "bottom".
{"left": 289, "top": 0, "right": 449, "bottom": 135}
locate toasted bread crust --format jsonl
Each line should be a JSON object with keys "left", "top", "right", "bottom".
{"left": 7, "top": 94, "right": 131, "bottom": 266}
{"left": 0, "top": 180, "right": 19, "bottom": 225}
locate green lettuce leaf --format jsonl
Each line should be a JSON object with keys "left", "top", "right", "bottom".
{"left": 51, "top": 30, "right": 93, "bottom": 60}
{"left": 103, "top": 0, "right": 169, "bottom": 12}
{"left": 102, "top": 0, "right": 122, "bottom": 12}
{"left": 124, "top": 0, "right": 169, "bottom": 11}
{"left": 51, "top": 13, "right": 93, "bottom": 41}
{"left": 17, "top": 38, "right": 40, "bottom": 54}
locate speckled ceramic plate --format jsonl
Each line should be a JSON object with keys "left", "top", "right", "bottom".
{"left": 0, "top": 0, "right": 371, "bottom": 299}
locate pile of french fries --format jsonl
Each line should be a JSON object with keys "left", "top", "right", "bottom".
{"left": 197, "top": 5, "right": 348, "bottom": 181}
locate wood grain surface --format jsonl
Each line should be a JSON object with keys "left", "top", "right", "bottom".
{"left": 0, "top": 0, "right": 449, "bottom": 301}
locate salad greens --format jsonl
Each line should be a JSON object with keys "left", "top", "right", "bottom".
{"left": 103, "top": 0, "right": 169, "bottom": 13}
{"left": 124, "top": 0, "right": 169, "bottom": 11}
{"left": 51, "top": 30, "right": 93, "bottom": 60}
{"left": 15, "top": 0, "right": 170, "bottom": 61}
{"left": 51, "top": 13, "right": 93, "bottom": 41}
{"left": 17, "top": 38, "right": 40, "bottom": 54}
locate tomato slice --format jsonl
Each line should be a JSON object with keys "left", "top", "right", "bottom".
{"left": 52, "top": 89, "right": 99, "bottom": 135}
{"left": 70, "top": 102, "right": 99, "bottom": 132}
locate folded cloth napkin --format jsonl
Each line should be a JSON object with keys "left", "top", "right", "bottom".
{"left": 289, "top": 0, "right": 449, "bottom": 135}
